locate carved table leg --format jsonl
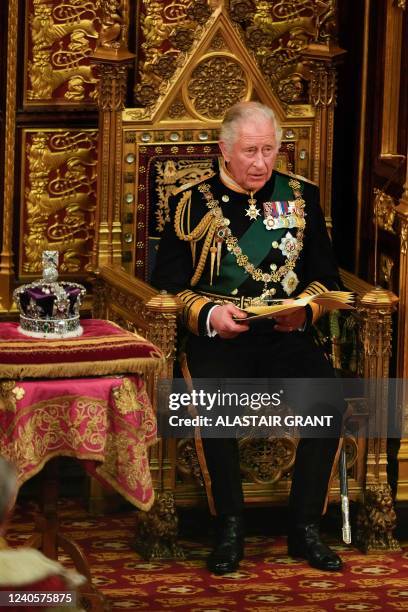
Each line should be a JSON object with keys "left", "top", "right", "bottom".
{"left": 355, "top": 483, "right": 400, "bottom": 552}
{"left": 133, "top": 491, "right": 185, "bottom": 560}
{"left": 25, "top": 459, "right": 106, "bottom": 611}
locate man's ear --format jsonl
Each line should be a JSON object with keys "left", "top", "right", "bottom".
{"left": 218, "top": 140, "right": 229, "bottom": 163}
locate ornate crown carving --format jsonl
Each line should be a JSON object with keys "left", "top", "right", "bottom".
{"left": 13, "top": 251, "right": 86, "bottom": 339}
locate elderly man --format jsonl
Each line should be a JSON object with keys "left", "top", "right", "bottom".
{"left": 152, "top": 101, "right": 344, "bottom": 574}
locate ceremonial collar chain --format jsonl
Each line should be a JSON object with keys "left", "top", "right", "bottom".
{"left": 198, "top": 179, "right": 306, "bottom": 295}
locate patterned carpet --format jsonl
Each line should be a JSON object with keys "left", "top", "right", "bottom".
{"left": 5, "top": 499, "right": 408, "bottom": 612}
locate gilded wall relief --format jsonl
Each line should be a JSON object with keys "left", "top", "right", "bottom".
{"left": 230, "top": 0, "right": 337, "bottom": 106}
{"left": 374, "top": 188, "right": 397, "bottom": 234}
{"left": 135, "top": 0, "right": 338, "bottom": 110}
{"left": 135, "top": 0, "right": 216, "bottom": 107}
{"left": 25, "top": 0, "right": 101, "bottom": 105}
{"left": 21, "top": 130, "right": 97, "bottom": 275}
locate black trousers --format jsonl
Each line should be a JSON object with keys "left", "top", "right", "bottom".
{"left": 186, "top": 322, "right": 345, "bottom": 525}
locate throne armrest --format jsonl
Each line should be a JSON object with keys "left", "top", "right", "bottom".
{"left": 93, "top": 264, "right": 183, "bottom": 377}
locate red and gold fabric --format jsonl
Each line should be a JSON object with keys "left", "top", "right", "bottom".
{"left": 0, "top": 375, "right": 157, "bottom": 511}
{"left": 0, "top": 319, "right": 164, "bottom": 379}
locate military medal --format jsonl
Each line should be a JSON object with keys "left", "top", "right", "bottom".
{"left": 245, "top": 191, "right": 261, "bottom": 220}
{"left": 282, "top": 270, "right": 299, "bottom": 295}
{"left": 278, "top": 231, "right": 299, "bottom": 258}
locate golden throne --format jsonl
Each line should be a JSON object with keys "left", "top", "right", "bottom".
{"left": 90, "top": 0, "right": 399, "bottom": 555}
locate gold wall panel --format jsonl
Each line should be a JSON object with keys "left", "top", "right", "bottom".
{"left": 20, "top": 129, "right": 97, "bottom": 276}
{"left": 25, "top": 0, "right": 101, "bottom": 105}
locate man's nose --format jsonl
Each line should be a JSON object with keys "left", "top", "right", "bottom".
{"left": 252, "top": 151, "right": 267, "bottom": 169}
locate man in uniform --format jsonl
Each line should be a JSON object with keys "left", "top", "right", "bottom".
{"left": 152, "top": 101, "right": 344, "bottom": 574}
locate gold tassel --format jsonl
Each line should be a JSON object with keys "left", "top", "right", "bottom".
{"left": 191, "top": 242, "right": 196, "bottom": 267}
{"left": 210, "top": 245, "right": 217, "bottom": 285}
{"left": 217, "top": 239, "right": 222, "bottom": 276}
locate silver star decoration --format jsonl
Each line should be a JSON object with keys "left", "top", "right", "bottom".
{"left": 245, "top": 204, "right": 261, "bottom": 220}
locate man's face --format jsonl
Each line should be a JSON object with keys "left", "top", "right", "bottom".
{"left": 219, "top": 117, "right": 279, "bottom": 192}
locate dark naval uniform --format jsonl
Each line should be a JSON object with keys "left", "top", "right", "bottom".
{"left": 152, "top": 163, "right": 344, "bottom": 525}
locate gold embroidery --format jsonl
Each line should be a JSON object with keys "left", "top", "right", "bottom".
{"left": 0, "top": 382, "right": 19, "bottom": 412}
{"left": 111, "top": 378, "right": 143, "bottom": 415}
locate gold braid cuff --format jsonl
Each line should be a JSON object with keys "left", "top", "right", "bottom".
{"left": 174, "top": 190, "right": 219, "bottom": 287}
{"left": 298, "top": 281, "right": 329, "bottom": 323}
{"left": 177, "top": 290, "right": 211, "bottom": 336}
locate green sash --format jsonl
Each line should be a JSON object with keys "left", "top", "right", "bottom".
{"left": 198, "top": 173, "right": 296, "bottom": 295}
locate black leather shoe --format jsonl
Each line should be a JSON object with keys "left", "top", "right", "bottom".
{"left": 287, "top": 523, "right": 343, "bottom": 571}
{"left": 207, "top": 515, "right": 244, "bottom": 575}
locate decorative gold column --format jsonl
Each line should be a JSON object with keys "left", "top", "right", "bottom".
{"left": 396, "top": 160, "right": 408, "bottom": 500}
{"left": 305, "top": 45, "right": 345, "bottom": 228}
{"left": 91, "top": 0, "right": 134, "bottom": 268}
{"left": 356, "top": 287, "right": 400, "bottom": 551}
{"left": 0, "top": 0, "right": 18, "bottom": 311}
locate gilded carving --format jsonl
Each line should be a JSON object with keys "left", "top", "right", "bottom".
{"left": 229, "top": 0, "right": 256, "bottom": 22}
{"left": 133, "top": 492, "right": 184, "bottom": 559}
{"left": 27, "top": 0, "right": 100, "bottom": 104}
{"left": 186, "top": 55, "right": 249, "bottom": 119}
{"left": 135, "top": 0, "right": 217, "bottom": 107}
{"left": 374, "top": 189, "right": 397, "bottom": 234}
{"left": 210, "top": 33, "right": 227, "bottom": 50}
{"left": 176, "top": 439, "right": 204, "bottom": 484}
{"left": 97, "top": 0, "right": 127, "bottom": 49}
{"left": 278, "top": 74, "right": 304, "bottom": 103}
{"left": 401, "top": 223, "right": 408, "bottom": 256}
{"left": 169, "top": 26, "right": 195, "bottom": 51}
{"left": 23, "top": 130, "right": 97, "bottom": 274}
{"left": 186, "top": 0, "right": 212, "bottom": 23}
{"left": 229, "top": 1, "right": 339, "bottom": 106}
{"left": 168, "top": 98, "right": 188, "bottom": 118}
{"left": 310, "top": 63, "right": 336, "bottom": 107}
{"left": 379, "top": 254, "right": 395, "bottom": 291}
{"left": 98, "top": 63, "right": 129, "bottom": 111}
{"left": 394, "top": 0, "right": 406, "bottom": 10}
{"left": 355, "top": 483, "right": 399, "bottom": 552}
{"left": 239, "top": 437, "right": 296, "bottom": 484}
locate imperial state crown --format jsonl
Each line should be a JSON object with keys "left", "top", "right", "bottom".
{"left": 13, "top": 251, "right": 86, "bottom": 338}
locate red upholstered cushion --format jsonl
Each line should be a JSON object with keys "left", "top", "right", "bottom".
{"left": 0, "top": 319, "right": 163, "bottom": 379}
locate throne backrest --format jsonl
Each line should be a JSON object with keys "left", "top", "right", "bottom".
{"left": 119, "top": 7, "right": 333, "bottom": 282}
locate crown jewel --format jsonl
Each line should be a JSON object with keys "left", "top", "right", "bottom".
{"left": 13, "top": 251, "right": 86, "bottom": 339}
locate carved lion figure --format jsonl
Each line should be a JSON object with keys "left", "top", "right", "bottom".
{"left": 133, "top": 492, "right": 184, "bottom": 560}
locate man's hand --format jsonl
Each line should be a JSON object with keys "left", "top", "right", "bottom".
{"left": 210, "top": 304, "right": 250, "bottom": 339}
{"left": 273, "top": 305, "right": 306, "bottom": 332}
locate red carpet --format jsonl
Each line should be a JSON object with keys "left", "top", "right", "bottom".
{"left": 5, "top": 499, "right": 408, "bottom": 611}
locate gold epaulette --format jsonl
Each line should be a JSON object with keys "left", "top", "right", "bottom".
{"left": 278, "top": 169, "right": 318, "bottom": 187}
{"left": 287, "top": 170, "right": 318, "bottom": 187}
{"left": 172, "top": 172, "right": 216, "bottom": 196}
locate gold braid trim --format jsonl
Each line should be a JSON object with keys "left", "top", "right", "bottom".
{"left": 298, "top": 281, "right": 329, "bottom": 323}
{"left": 177, "top": 290, "right": 211, "bottom": 336}
{"left": 0, "top": 358, "right": 165, "bottom": 380}
{"left": 174, "top": 189, "right": 219, "bottom": 287}
{"left": 190, "top": 222, "right": 217, "bottom": 286}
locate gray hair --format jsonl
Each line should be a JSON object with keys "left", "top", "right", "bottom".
{"left": 0, "top": 457, "right": 17, "bottom": 523}
{"left": 219, "top": 101, "right": 282, "bottom": 152}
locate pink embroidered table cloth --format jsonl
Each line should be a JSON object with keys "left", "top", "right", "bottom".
{"left": 0, "top": 375, "right": 157, "bottom": 510}
{"left": 0, "top": 319, "right": 162, "bottom": 510}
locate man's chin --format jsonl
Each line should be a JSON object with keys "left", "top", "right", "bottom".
{"left": 246, "top": 178, "right": 268, "bottom": 191}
